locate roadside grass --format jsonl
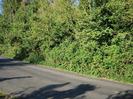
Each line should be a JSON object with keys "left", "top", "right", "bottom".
{"left": 0, "top": 92, "right": 6, "bottom": 99}
{"left": 38, "top": 62, "right": 133, "bottom": 85}
{"left": 0, "top": 92, "right": 16, "bottom": 99}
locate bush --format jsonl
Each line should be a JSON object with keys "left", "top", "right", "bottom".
{"left": 0, "top": 0, "right": 133, "bottom": 83}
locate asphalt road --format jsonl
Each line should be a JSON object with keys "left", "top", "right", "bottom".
{"left": 0, "top": 57, "right": 133, "bottom": 99}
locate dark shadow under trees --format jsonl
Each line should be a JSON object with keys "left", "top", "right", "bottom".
{"left": 0, "top": 57, "right": 28, "bottom": 68}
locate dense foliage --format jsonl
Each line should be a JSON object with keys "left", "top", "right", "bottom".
{"left": 0, "top": 0, "right": 133, "bottom": 83}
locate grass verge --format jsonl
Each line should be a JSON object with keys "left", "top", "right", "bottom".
{"left": 37, "top": 62, "right": 133, "bottom": 85}
{"left": 0, "top": 92, "right": 6, "bottom": 99}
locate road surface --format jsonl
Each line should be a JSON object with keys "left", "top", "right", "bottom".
{"left": 0, "top": 57, "right": 133, "bottom": 99}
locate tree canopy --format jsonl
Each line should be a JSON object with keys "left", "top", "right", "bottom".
{"left": 0, "top": 0, "right": 133, "bottom": 83}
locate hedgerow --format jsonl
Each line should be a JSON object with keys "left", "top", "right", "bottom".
{"left": 0, "top": 0, "right": 133, "bottom": 83}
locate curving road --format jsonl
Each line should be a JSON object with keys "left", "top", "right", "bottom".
{"left": 0, "top": 57, "right": 133, "bottom": 99}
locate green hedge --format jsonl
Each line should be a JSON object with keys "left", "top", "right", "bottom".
{"left": 0, "top": 0, "right": 133, "bottom": 83}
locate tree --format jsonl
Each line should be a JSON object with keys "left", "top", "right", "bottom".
{"left": 0, "top": 0, "right": 133, "bottom": 83}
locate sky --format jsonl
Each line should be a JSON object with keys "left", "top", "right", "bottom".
{"left": 0, "top": 0, "right": 2, "bottom": 14}
{"left": 73, "top": 0, "right": 80, "bottom": 6}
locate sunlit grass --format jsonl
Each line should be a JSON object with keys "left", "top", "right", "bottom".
{"left": 0, "top": 92, "right": 6, "bottom": 99}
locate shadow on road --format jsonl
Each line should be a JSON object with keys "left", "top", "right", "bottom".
{"left": 0, "top": 58, "right": 14, "bottom": 63}
{"left": 18, "top": 83, "right": 96, "bottom": 99}
{"left": 107, "top": 90, "right": 133, "bottom": 99}
{"left": 0, "top": 57, "right": 28, "bottom": 68}
{"left": 0, "top": 76, "right": 32, "bottom": 82}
